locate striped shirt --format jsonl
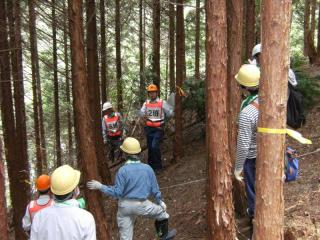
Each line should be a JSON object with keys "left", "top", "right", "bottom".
{"left": 235, "top": 98, "right": 259, "bottom": 171}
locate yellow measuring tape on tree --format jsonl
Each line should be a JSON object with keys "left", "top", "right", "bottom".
{"left": 258, "top": 127, "right": 312, "bottom": 145}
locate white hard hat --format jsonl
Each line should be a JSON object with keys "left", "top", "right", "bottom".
{"left": 102, "top": 102, "right": 112, "bottom": 111}
{"left": 252, "top": 43, "right": 261, "bottom": 57}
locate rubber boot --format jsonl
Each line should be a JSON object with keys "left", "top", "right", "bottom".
{"left": 155, "top": 219, "right": 177, "bottom": 240}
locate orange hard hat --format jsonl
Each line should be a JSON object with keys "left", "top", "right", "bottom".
{"left": 147, "top": 84, "right": 158, "bottom": 92}
{"left": 36, "top": 174, "right": 51, "bottom": 191}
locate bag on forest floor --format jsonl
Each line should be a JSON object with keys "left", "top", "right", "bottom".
{"left": 284, "top": 147, "right": 299, "bottom": 182}
{"left": 287, "top": 85, "right": 306, "bottom": 129}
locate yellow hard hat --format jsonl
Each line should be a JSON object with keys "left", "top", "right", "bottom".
{"left": 147, "top": 84, "right": 158, "bottom": 92}
{"left": 120, "top": 137, "right": 141, "bottom": 154}
{"left": 51, "top": 165, "right": 81, "bottom": 195}
{"left": 235, "top": 64, "right": 260, "bottom": 87}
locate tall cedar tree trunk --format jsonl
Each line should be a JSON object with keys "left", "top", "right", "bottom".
{"left": 86, "top": 0, "right": 111, "bottom": 183}
{"left": 304, "top": 0, "right": 317, "bottom": 63}
{"left": 152, "top": 0, "right": 161, "bottom": 89}
{"left": 317, "top": 2, "right": 320, "bottom": 54}
{"left": 253, "top": 1, "right": 291, "bottom": 239}
{"left": 226, "top": 0, "right": 247, "bottom": 216}
{"left": 28, "top": 0, "right": 47, "bottom": 174}
{"left": 100, "top": 0, "right": 108, "bottom": 103}
{"left": 115, "top": 0, "right": 123, "bottom": 111}
{"left": 0, "top": 2, "right": 29, "bottom": 239}
{"left": 139, "top": 0, "right": 145, "bottom": 104}
{"left": 206, "top": 0, "right": 236, "bottom": 238}
{"left": 169, "top": 1, "right": 175, "bottom": 93}
{"left": 0, "top": 140, "right": 9, "bottom": 240}
{"left": 245, "top": 0, "right": 255, "bottom": 60}
{"left": 311, "top": 0, "right": 316, "bottom": 42}
{"left": 173, "top": 0, "right": 185, "bottom": 163}
{"left": 63, "top": 0, "right": 74, "bottom": 164}
{"left": 68, "top": 1, "right": 111, "bottom": 239}
{"left": 195, "top": 0, "right": 200, "bottom": 80}
{"left": 28, "top": 0, "right": 42, "bottom": 175}
{"left": 52, "top": 0, "right": 62, "bottom": 166}
{"left": 7, "top": 0, "right": 30, "bottom": 195}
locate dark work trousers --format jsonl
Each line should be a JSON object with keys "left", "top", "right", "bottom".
{"left": 144, "top": 126, "right": 163, "bottom": 171}
{"left": 106, "top": 135, "right": 122, "bottom": 162}
{"left": 243, "top": 158, "right": 256, "bottom": 218}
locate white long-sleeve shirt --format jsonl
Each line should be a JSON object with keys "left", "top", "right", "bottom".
{"left": 22, "top": 194, "right": 52, "bottom": 232}
{"left": 140, "top": 97, "right": 174, "bottom": 119}
{"left": 30, "top": 200, "right": 96, "bottom": 240}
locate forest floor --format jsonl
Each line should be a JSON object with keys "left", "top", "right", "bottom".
{"left": 104, "top": 100, "right": 320, "bottom": 240}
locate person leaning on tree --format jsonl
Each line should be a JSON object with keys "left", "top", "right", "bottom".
{"left": 22, "top": 174, "right": 54, "bottom": 235}
{"left": 139, "top": 84, "right": 174, "bottom": 172}
{"left": 234, "top": 64, "right": 260, "bottom": 239}
{"left": 101, "top": 101, "right": 124, "bottom": 162}
{"left": 30, "top": 165, "right": 96, "bottom": 240}
{"left": 87, "top": 137, "right": 177, "bottom": 240}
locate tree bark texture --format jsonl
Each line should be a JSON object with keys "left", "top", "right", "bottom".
{"left": 68, "top": 1, "right": 111, "bottom": 239}
{"left": 253, "top": 1, "right": 292, "bottom": 239}
{"left": 169, "top": 1, "right": 175, "bottom": 93}
{"left": 86, "top": 0, "right": 111, "bottom": 184}
{"left": 226, "top": 0, "right": 247, "bottom": 216}
{"left": 52, "top": 0, "right": 62, "bottom": 166}
{"left": 139, "top": 0, "right": 145, "bottom": 105}
{"left": 195, "top": 0, "right": 200, "bottom": 80}
{"left": 0, "top": 2, "right": 29, "bottom": 239}
{"left": 28, "top": 0, "right": 47, "bottom": 174}
{"left": 100, "top": 0, "right": 108, "bottom": 103}
{"left": 173, "top": 0, "right": 185, "bottom": 163}
{"left": 317, "top": 2, "right": 320, "bottom": 54}
{"left": 63, "top": 0, "right": 74, "bottom": 164}
{"left": 0, "top": 140, "right": 9, "bottom": 240}
{"left": 152, "top": 0, "right": 161, "bottom": 89}
{"left": 245, "top": 0, "right": 255, "bottom": 59}
{"left": 206, "top": 0, "right": 236, "bottom": 238}
{"left": 303, "top": 0, "right": 318, "bottom": 64}
{"left": 7, "top": 0, "right": 30, "bottom": 195}
{"left": 115, "top": 0, "right": 123, "bottom": 111}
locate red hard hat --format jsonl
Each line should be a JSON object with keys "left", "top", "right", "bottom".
{"left": 36, "top": 174, "right": 51, "bottom": 191}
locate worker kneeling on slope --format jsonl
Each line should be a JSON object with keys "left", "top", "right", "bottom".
{"left": 87, "top": 137, "right": 177, "bottom": 240}
{"left": 30, "top": 165, "right": 96, "bottom": 240}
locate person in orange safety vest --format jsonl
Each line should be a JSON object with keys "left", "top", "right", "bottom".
{"left": 102, "top": 101, "right": 123, "bottom": 162}
{"left": 140, "top": 84, "right": 174, "bottom": 172}
{"left": 22, "top": 175, "right": 54, "bottom": 234}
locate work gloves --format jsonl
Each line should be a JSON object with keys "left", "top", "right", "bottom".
{"left": 87, "top": 180, "right": 102, "bottom": 190}
{"left": 159, "top": 200, "right": 167, "bottom": 211}
{"left": 234, "top": 169, "right": 244, "bottom": 182}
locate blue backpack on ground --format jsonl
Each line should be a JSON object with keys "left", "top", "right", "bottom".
{"left": 285, "top": 147, "right": 299, "bottom": 182}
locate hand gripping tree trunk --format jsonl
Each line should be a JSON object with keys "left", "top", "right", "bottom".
{"left": 253, "top": 1, "right": 292, "bottom": 239}
{"left": 226, "top": 0, "right": 247, "bottom": 216}
{"left": 68, "top": 1, "right": 111, "bottom": 239}
{"left": 206, "top": 0, "right": 236, "bottom": 239}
